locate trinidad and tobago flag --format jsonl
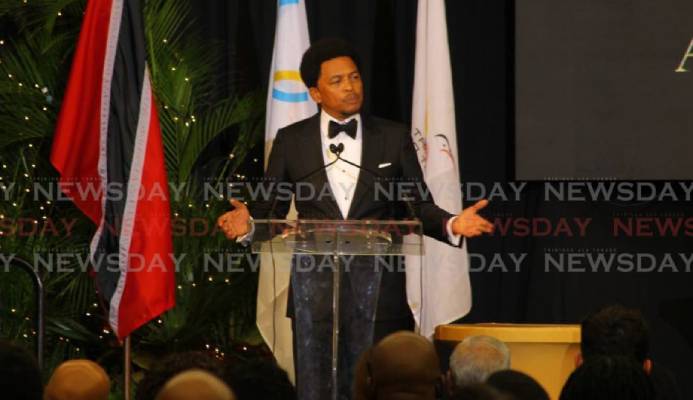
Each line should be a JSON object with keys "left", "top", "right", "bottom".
{"left": 50, "top": 0, "right": 175, "bottom": 339}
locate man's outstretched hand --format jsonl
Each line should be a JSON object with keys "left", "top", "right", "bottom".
{"left": 451, "top": 199, "right": 494, "bottom": 237}
{"left": 217, "top": 199, "right": 251, "bottom": 240}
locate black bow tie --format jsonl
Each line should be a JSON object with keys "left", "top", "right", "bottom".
{"left": 328, "top": 119, "right": 358, "bottom": 139}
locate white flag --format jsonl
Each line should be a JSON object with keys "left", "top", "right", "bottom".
{"left": 407, "top": 0, "right": 471, "bottom": 337}
{"left": 257, "top": 0, "right": 316, "bottom": 382}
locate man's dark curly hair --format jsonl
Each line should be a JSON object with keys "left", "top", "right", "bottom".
{"left": 581, "top": 304, "right": 649, "bottom": 363}
{"left": 299, "top": 37, "right": 362, "bottom": 88}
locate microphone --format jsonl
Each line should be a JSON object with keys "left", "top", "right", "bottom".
{"left": 329, "top": 143, "right": 345, "bottom": 157}
{"left": 329, "top": 143, "right": 418, "bottom": 221}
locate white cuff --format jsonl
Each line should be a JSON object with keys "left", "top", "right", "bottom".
{"left": 235, "top": 216, "right": 254, "bottom": 246}
{"left": 446, "top": 216, "right": 462, "bottom": 246}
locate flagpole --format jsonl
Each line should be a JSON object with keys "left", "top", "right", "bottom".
{"left": 258, "top": 0, "right": 316, "bottom": 387}
{"left": 408, "top": 0, "right": 472, "bottom": 337}
{"left": 124, "top": 336, "right": 131, "bottom": 400}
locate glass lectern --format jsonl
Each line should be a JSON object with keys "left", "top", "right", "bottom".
{"left": 251, "top": 219, "right": 423, "bottom": 400}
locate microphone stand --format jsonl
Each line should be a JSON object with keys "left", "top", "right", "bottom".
{"left": 247, "top": 152, "right": 343, "bottom": 400}
{"left": 326, "top": 142, "right": 425, "bottom": 400}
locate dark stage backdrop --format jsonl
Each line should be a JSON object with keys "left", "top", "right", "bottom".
{"left": 515, "top": 0, "right": 693, "bottom": 180}
{"left": 193, "top": 0, "right": 693, "bottom": 395}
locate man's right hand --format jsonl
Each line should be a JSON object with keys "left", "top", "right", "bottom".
{"left": 217, "top": 199, "right": 251, "bottom": 240}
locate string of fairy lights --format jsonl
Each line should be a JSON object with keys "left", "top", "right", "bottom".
{"left": 1, "top": 156, "right": 253, "bottom": 354}
{"left": 0, "top": 6, "right": 266, "bottom": 359}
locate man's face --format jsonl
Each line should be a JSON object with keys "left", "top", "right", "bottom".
{"left": 309, "top": 56, "right": 364, "bottom": 120}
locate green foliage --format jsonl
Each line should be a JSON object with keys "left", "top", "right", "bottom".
{"left": 0, "top": 0, "right": 265, "bottom": 394}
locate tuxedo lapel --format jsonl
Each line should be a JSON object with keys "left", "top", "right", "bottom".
{"left": 347, "top": 116, "right": 384, "bottom": 219}
{"left": 298, "top": 114, "right": 342, "bottom": 219}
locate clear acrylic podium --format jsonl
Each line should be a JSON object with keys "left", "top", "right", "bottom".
{"left": 251, "top": 219, "right": 423, "bottom": 400}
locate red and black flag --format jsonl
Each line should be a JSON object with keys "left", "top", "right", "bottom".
{"left": 50, "top": 0, "right": 175, "bottom": 339}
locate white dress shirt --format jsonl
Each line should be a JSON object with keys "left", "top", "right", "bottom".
{"left": 320, "top": 111, "right": 362, "bottom": 219}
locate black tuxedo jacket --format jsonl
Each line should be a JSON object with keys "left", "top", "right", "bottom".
{"left": 250, "top": 113, "right": 458, "bottom": 320}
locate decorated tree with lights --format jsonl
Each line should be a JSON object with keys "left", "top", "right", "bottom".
{"left": 0, "top": 0, "right": 265, "bottom": 394}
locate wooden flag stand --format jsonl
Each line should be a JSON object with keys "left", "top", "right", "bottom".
{"left": 124, "top": 336, "right": 132, "bottom": 400}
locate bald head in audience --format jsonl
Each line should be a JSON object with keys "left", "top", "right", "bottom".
{"left": 448, "top": 335, "right": 510, "bottom": 391}
{"left": 44, "top": 359, "right": 110, "bottom": 400}
{"left": 155, "top": 369, "right": 235, "bottom": 400}
{"left": 356, "top": 331, "right": 441, "bottom": 400}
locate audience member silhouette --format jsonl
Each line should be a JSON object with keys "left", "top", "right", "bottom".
{"left": 560, "top": 356, "right": 655, "bottom": 400}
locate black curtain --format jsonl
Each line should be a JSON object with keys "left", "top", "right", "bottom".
{"left": 193, "top": 0, "right": 693, "bottom": 395}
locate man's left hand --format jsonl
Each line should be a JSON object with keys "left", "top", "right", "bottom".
{"left": 451, "top": 199, "right": 494, "bottom": 237}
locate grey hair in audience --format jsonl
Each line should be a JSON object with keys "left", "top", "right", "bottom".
{"left": 449, "top": 335, "right": 511, "bottom": 387}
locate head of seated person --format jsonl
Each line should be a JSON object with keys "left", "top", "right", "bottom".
{"left": 135, "top": 351, "right": 224, "bottom": 400}
{"left": 44, "top": 359, "right": 110, "bottom": 400}
{"left": 450, "top": 383, "right": 512, "bottom": 400}
{"left": 560, "top": 356, "right": 655, "bottom": 400}
{"left": 448, "top": 335, "right": 510, "bottom": 393}
{"left": 155, "top": 369, "right": 235, "bottom": 400}
{"left": 360, "top": 331, "right": 442, "bottom": 400}
{"left": 486, "top": 369, "right": 549, "bottom": 400}
{"left": 579, "top": 304, "right": 651, "bottom": 373}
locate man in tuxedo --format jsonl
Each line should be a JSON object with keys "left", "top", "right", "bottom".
{"left": 218, "top": 38, "right": 493, "bottom": 400}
